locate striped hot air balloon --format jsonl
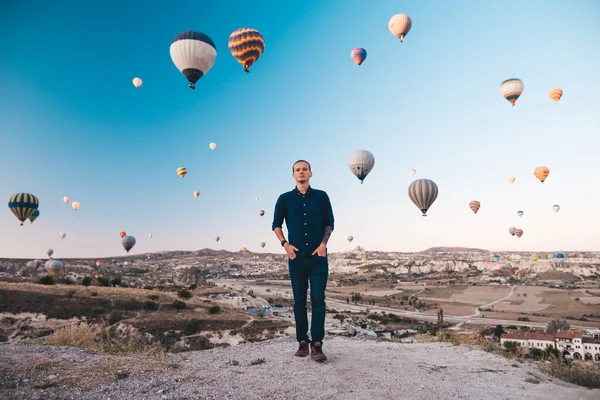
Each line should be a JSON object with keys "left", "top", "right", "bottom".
{"left": 228, "top": 28, "right": 265, "bottom": 73}
{"left": 8, "top": 193, "right": 39, "bottom": 226}
{"left": 348, "top": 150, "right": 375, "bottom": 184}
{"left": 515, "top": 229, "right": 523, "bottom": 238}
{"left": 350, "top": 48, "right": 367, "bottom": 66}
{"left": 170, "top": 31, "right": 217, "bottom": 90}
{"left": 45, "top": 259, "right": 64, "bottom": 278}
{"left": 549, "top": 88, "right": 563, "bottom": 103}
{"left": 388, "top": 14, "right": 412, "bottom": 42}
{"left": 469, "top": 200, "right": 481, "bottom": 214}
{"left": 500, "top": 78, "right": 524, "bottom": 106}
{"left": 408, "top": 179, "right": 438, "bottom": 216}
{"left": 177, "top": 167, "right": 187, "bottom": 178}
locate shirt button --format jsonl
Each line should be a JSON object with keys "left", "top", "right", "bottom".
{"left": 304, "top": 223, "right": 307, "bottom": 225}
{"left": 306, "top": 243, "right": 308, "bottom": 245}
{"left": 303, "top": 204, "right": 305, "bottom": 206}
{"left": 305, "top": 233, "right": 307, "bottom": 235}
{"left": 304, "top": 213, "right": 306, "bottom": 215}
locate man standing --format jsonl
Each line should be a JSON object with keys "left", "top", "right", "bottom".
{"left": 272, "top": 160, "right": 334, "bottom": 362}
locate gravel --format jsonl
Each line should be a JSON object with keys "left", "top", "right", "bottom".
{"left": 1, "top": 336, "right": 598, "bottom": 400}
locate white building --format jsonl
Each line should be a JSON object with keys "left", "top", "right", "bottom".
{"left": 501, "top": 332, "right": 600, "bottom": 362}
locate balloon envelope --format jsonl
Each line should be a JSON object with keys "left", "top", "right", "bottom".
{"left": 8, "top": 193, "right": 39, "bottom": 226}
{"left": 177, "top": 167, "right": 187, "bottom": 178}
{"left": 132, "top": 77, "right": 142, "bottom": 88}
{"left": 388, "top": 14, "right": 412, "bottom": 42}
{"left": 45, "top": 259, "right": 64, "bottom": 278}
{"left": 350, "top": 48, "right": 367, "bottom": 66}
{"left": 408, "top": 179, "right": 438, "bottom": 216}
{"left": 549, "top": 88, "right": 563, "bottom": 103}
{"left": 170, "top": 31, "right": 217, "bottom": 89}
{"left": 348, "top": 150, "right": 375, "bottom": 184}
{"left": 122, "top": 236, "right": 136, "bottom": 253}
{"left": 469, "top": 201, "right": 481, "bottom": 214}
{"left": 500, "top": 78, "right": 524, "bottom": 106}
{"left": 534, "top": 166, "right": 550, "bottom": 183}
{"left": 228, "top": 28, "right": 265, "bottom": 72}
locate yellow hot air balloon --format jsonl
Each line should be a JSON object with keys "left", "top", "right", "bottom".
{"left": 228, "top": 28, "right": 265, "bottom": 73}
{"left": 132, "top": 77, "right": 142, "bottom": 88}
{"left": 548, "top": 88, "right": 563, "bottom": 103}
{"left": 209, "top": 142, "right": 216, "bottom": 150}
{"left": 241, "top": 247, "right": 247, "bottom": 252}
{"left": 530, "top": 254, "right": 539, "bottom": 262}
{"left": 508, "top": 176, "right": 515, "bottom": 184}
{"left": 177, "top": 167, "right": 187, "bottom": 178}
{"left": 72, "top": 201, "right": 80, "bottom": 211}
{"left": 361, "top": 258, "right": 367, "bottom": 264}
{"left": 533, "top": 166, "right": 550, "bottom": 183}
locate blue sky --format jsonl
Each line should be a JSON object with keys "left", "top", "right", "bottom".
{"left": 1, "top": 0, "right": 599, "bottom": 259}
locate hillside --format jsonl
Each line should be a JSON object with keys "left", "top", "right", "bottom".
{"left": 421, "top": 246, "right": 490, "bottom": 253}
{"left": 1, "top": 336, "right": 598, "bottom": 400}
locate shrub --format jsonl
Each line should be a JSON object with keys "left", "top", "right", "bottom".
{"left": 540, "top": 359, "right": 600, "bottom": 389}
{"left": 208, "top": 304, "right": 221, "bottom": 314}
{"left": 517, "top": 317, "right": 530, "bottom": 321}
{"left": 82, "top": 277, "right": 93, "bottom": 287}
{"left": 97, "top": 277, "right": 110, "bottom": 287}
{"left": 39, "top": 276, "right": 55, "bottom": 285}
{"left": 172, "top": 300, "right": 186, "bottom": 310}
{"left": 143, "top": 300, "right": 158, "bottom": 311}
{"left": 148, "top": 294, "right": 159, "bottom": 301}
{"left": 90, "top": 291, "right": 98, "bottom": 297}
{"left": 110, "top": 278, "right": 122, "bottom": 287}
{"left": 178, "top": 289, "right": 192, "bottom": 299}
{"left": 62, "top": 277, "right": 73, "bottom": 285}
{"left": 64, "top": 290, "right": 76, "bottom": 299}
{"left": 183, "top": 319, "right": 202, "bottom": 335}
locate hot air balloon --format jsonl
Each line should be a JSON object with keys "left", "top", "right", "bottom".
{"left": 549, "top": 88, "right": 563, "bottom": 103}
{"left": 388, "top": 13, "right": 412, "bottom": 42}
{"left": 47, "top": 248, "right": 54, "bottom": 258}
{"left": 119, "top": 231, "right": 126, "bottom": 238}
{"left": 28, "top": 209, "right": 40, "bottom": 224}
{"left": 530, "top": 254, "right": 539, "bottom": 262}
{"left": 122, "top": 235, "right": 136, "bottom": 253}
{"left": 517, "top": 210, "right": 524, "bottom": 218}
{"left": 59, "top": 232, "right": 66, "bottom": 239}
{"left": 72, "top": 201, "right": 80, "bottom": 211}
{"left": 228, "top": 28, "right": 265, "bottom": 73}
{"left": 508, "top": 176, "right": 515, "bottom": 184}
{"left": 177, "top": 167, "right": 187, "bottom": 178}
{"left": 350, "top": 48, "right": 367, "bottom": 66}
{"left": 149, "top": 233, "right": 153, "bottom": 238}
{"left": 500, "top": 78, "right": 524, "bottom": 106}
{"left": 493, "top": 254, "right": 501, "bottom": 260}
{"left": 209, "top": 142, "right": 216, "bottom": 150}
{"left": 534, "top": 166, "right": 550, "bottom": 183}
{"left": 552, "top": 204, "right": 560, "bottom": 213}
{"left": 556, "top": 253, "right": 565, "bottom": 259}
{"left": 193, "top": 191, "right": 200, "bottom": 199}
{"left": 63, "top": 196, "right": 70, "bottom": 204}
{"left": 255, "top": 197, "right": 259, "bottom": 201}
{"left": 96, "top": 260, "right": 104, "bottom": 267}
{"left": 348, "top": 150, "right": 375, "bottom": 184}
{"left": 469, "top": 200, "right": 481, "bottom": 214}
{"left": 260, "top": 242, "right": 266, "bottom": 248}
{"left": 215, "top": 236, "right": 220, "bottom": 242}
{"left": 515, "top": 229, "right": 523, "bottom": 238}
{"left": 45, "top": 259, "right": 64, "bottom": 278}
{"left": 410, "top": 169, "right": 416, "bottom": 176}
{"left": 361, "top": 258, "right": 367, "bottom": 264}
{"left": 170, "top": 31, "right": 217, "bottom": 90}
{"left": 408, "top": 179, "right": 438, "bottom": 216}
{"left": 8, "top": 193, "right": 39, "bottom": 226}
{"left": 347, "top": 235, "right": 354, "bottom": 243}
{"left": 241, "top": 247, "right": 247, "bottom": 252}
{"left": 132, "top": 77, "right": 142, "bottom": 88}
{"left": 509, "top": 227, "right": 517, "bottom": 236}
{"left": 258, "top": 210, "right": 265, "bottom": 217}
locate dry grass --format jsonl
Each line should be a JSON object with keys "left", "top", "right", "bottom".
{"left": 540, "top": 359, "right": 600, "bottom": 389}
{"left": 44, "top": 322, "right": 166, "bottom": 356}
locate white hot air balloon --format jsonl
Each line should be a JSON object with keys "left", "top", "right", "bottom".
{"left": 59, "top": 232, "right": 66, "bottom": 239}
{"left": 170, "top": 31, "right": 217, "bottom": 90}
{"left": 552, "top": 205, "right": 560, "bottom": 213}
{"left": 408, "top": 179, "right": 439, "bottom": 216}
{"left": 149, "top": 233, "right": 153, "bottom": 238}
{"left": 347, "top": 235, "right": 354, "bottom": 243}
{"left": 132, "top": 77, "right": 142, "bottom": 88}
{"left": 72, "top": 202, "right": 80, "bottom": 211}
{"left": 47, "top": 248, "right": 54, "bottom": 258}
{"left": 348, "top": 150, "right": 375, "bottom": 184}
{"left": 45, "top": 259, "right": 64, "bottom": 278}
{"left": 63, "top": 196, "right": 70, "bottom": 204}
{"left": 410, "top": 169, "right": 416, "bottom": 176}
{"left": 388, "top": 14, "right": 412, "bottom": 42}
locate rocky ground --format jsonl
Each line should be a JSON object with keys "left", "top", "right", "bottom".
{"left": 1, "top": 336, "right": 598, "bottom": 400}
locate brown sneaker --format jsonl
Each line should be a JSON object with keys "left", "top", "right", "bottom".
{"left": 310, "top": 342, "right": 327, "bottom": 362}
{"left": 294, "top": 340, "right": 309, "bottom": 357}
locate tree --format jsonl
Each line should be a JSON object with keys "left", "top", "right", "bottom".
{"left": 494, "top": 324, "right": 504, "bottom": 338}
{"left": 346, "top": 298, "right": 350, "bottom": 304}
{"left": 178, "top": 289, "right": 192, "bottom": 299}
{"left": 82, "top": 277, "right": 93, "bottom": 287}
{"left": 437, "top": 308, "right": 444, "bottom": 324}
{"left": 546, "top": 319, "right": 570, "bottom": 334}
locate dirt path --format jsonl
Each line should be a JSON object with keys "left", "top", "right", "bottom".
{"left": 1, "top": 337, "right": 597, "bottom": 400}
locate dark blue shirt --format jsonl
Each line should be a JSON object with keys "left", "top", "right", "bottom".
{"left": 272, "top": 186, "right": 334, "bottom": 258}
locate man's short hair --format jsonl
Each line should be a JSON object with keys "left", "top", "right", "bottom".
{"left": 292, "top": 160, "right": 311, "bottom": 172}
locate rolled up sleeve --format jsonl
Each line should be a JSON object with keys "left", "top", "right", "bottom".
{"left": 321, "top": 193, "right": 334, "bottom": 230}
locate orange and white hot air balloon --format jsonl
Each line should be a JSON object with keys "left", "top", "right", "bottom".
{"left": 209, "top": 142, "right": 216, "bottom": 150}
{"left": 508, "top": 176, "right": 515, "bottom": 184}
{"left": 132, "top": 77, "right": 142, "bottom": 88}
{"left": 119, "top": 231, "right": 126, "bottom": 238}
{"left": 534, "top": 166, "right": 550, "bottom": 183}
{"left": 548, "top": 88, "right": 563, "bottom": 103}
{"left": 63, "top": 196, "right": 70, "bottom": 204}
{"left": 193, "top": 191, "right": 200, "bottom": 199}
{"left": 72, "top": 201, "right": 80, "bottom": 211}
{"left": 469, "top": 200, "right": 481, "bottom": 214}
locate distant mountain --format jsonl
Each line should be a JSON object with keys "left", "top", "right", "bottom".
{"left": 421, "top": 246, "right": 489, "bottom": 253}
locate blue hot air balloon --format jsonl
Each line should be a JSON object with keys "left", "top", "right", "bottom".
{"left": 556, "top": 253, "right": 565, "bottom": 259}
{"left": 28, "top": 209, "right": 40, "bottom": 223}
{"left": 121, "top": 236, "right": 136, "bottom": 253}
{"left": 8, "top": 193, "right": 39, "bottom": 226}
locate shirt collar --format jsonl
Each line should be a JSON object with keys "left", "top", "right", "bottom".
{"left": 294, "top": 185, "right": 313, "bottom": 196}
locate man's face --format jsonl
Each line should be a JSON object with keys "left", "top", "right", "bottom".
{"left": 293, "top": 162, "right": 312, "bottom": 183}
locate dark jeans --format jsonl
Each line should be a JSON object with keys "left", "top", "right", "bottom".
{"left": 288, "top": 255, "right": 328, "bottom": 345}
